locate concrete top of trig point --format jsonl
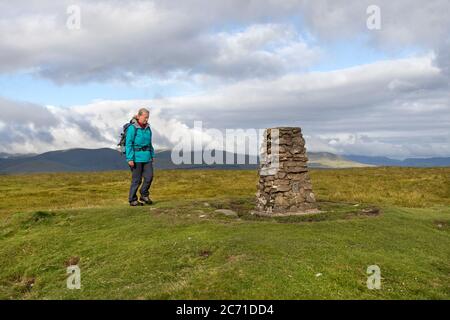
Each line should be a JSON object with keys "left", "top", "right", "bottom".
{"left": 267, "top": 127, "right": 301, "bottom": 130}
{"left": 266, "top": 127, "right": 301, "bottom": 131}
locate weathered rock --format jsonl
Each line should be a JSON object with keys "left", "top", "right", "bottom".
{"left": 305, "top": 191, "right": 316, "bottom": 203}
{"left": 275, "top": 171, "right": 287, "bottom": 179}
{"left": 274, "top": 194, "right": 289, "bottom": 207}
{"left": 274, "top": 179, "right": 290, "bottom": 185}
{"left": 286, "top": 166, "right": 308, "bottom": 173}
{"left": 286, "top": 173, "right": 309, "bottom": 181}
{"left": 215, "top": 209, "right": 238, "bottom": 217}
{"left": 273, "top": 185, "right": 291, "bottom": 192}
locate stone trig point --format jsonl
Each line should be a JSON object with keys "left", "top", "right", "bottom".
{"left": 254, "top": 127, "right": 319, "bottom": 216}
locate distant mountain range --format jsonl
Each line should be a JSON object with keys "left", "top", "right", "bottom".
{"left": 344, "top": 154, "right": 450, "bottom": 167}
{"left": 307, "top": 152, "right": 372, "bottom": 168}
{"left": 0, "top": 148, "right": 448, "bottom": 174}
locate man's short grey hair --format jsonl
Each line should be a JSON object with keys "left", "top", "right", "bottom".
{"left": 138, "top": 108, "right": 150, "bottom": 115}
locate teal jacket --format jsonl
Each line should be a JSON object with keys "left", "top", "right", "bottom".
{"left": 125, "top": 121, "right": 155, "bottom": 163}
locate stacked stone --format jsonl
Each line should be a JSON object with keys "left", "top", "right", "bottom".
{"left": 255, "top": 127, "right": 317, "bottom": 215}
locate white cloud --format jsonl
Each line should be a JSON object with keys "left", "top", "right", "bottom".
{"left": 1, "top": 0, "right": 449, "bottom": 83}
{"left": 0, "top": 54, "right": 448, "bottom": 158}
{"left": 206, "top": 24, "right": 320, "bottom": 78}
{"left": 0, "top": 2, "right": 320, "bottom": 83}
{"left": 0, "top": 1, "right": 449, "bottom": 159}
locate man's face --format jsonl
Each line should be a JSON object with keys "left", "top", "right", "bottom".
{"left": 137, "top": 112, "right": 149, "bottom": 124}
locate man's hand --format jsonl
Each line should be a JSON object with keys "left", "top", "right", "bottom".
{"left": 128, "top": 160, "right": 134, "bottom": 168}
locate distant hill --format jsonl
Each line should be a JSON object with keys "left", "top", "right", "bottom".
{"left": 344, "top": 154, "right": 450, "bottom": 167}
{"left": 141, "top": 150, "right": 372, "bottom": 169}
{"left": 0, "top": 148, "right": 373, "bottom": 174}
{"left": 0, "top": 148, "right": 127, "bottom": 173}
{"left": 150, "top": 150, "right": 259, "bottom": 170}
{"left": 308, "top": 152, "right": 373, "bottom": 168}
{"left": 1, "top": 147, "right": 447, "bottom": 174}
{"left": 0, "top": 148, "right": 264, "bottom": 173}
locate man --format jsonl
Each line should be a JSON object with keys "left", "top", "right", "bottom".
{"left": 126, "top": 108, "right": 155, "bottom": 206}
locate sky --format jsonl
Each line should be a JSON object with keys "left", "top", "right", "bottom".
{"left": 0, "top": 0, "right": 449, "bottom": 159}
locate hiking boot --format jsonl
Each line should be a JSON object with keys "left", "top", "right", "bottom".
{"left": 130, "top": 200, "right": 143, "bottom": 206}
{"left": 139, "top": 196, "right": 153, "bottom": 205}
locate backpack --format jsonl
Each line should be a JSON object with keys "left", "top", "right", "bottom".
{"left": 118, "top": 119, "right": 138, "bottom": 155}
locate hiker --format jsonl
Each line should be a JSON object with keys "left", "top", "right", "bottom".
{"left": 125, "top": 108, "right": 155, "bottom": 206}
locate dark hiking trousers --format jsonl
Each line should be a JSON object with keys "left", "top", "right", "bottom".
{"left": 128, "top": 161, "right": 154, "bottom": 202}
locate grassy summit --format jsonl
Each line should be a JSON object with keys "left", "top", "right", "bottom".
{"left": 0, "top": 167, "right": 449, "bottom": 299}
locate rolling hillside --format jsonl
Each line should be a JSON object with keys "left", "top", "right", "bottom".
{"left": 1, "top": 148, "right": 448, "bottom": 174}
{"left": 0, "top": 148, "right": 371, "bottom": 173}
{"left": 345, "top": 154, "right": 450, "bottom": 167}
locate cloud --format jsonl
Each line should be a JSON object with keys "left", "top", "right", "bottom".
{"left": 0, "top": 97, "right": 58, "bottom": 126}
{"left": 0, "top": 1, "right": 318, "bottom": 84}
{"left": 0, "top": 54, "right": 448, "bottom": 158}
{"left": 1, "top": 0, "right": 449, "bottom": 83}
{"left": 0, "top": 98, "right": 58, "bottom": 149}
{"left": 0, "top": 1, "right": 214, "bottom": 82}
{"left": 0, "top": 1, "right": 449, "bottom": 159}
{"left": 203, "top": 24, "right": 320, "bottom": 79}
{"left": 297, "top": 0, "right": 449, "bottom": 48}
{"left": 433, "top": 39, "right": 450, "bottom": 82}
{"left": 0, "top": 97, "right": 124, "bottom": 153}
{"left": 155, "top": 54, "right": 447, "bottom": 127}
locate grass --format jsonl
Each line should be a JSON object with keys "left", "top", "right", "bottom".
{"left": 0, "top": 167, "right": 449, "bottom": 299}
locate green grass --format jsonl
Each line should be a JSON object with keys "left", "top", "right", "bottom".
{"left": 0, "top": 167, "right": 449, "bottom": 299}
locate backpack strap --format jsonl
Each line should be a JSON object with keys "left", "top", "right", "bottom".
{"left": 132, "top": 125, "right": 138, "bottom": 147}
{"left": 130, "top": 125, "right": 139, "bottom": 162}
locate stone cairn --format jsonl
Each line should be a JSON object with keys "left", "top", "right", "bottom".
{"left": 255, "top": 127, "right": 318, "bottom": 215}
